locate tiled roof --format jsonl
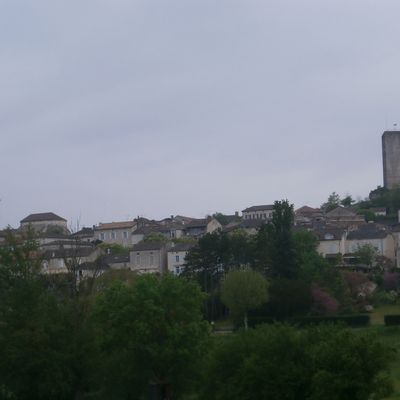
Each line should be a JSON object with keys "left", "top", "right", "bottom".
{"left": 21, "top": 212, "right": 66, "bottom": 223}
{"left": 242, "top": 205, "right": 274, "bottom": 212}
{"left": 96, "top": 221, "right": 136, "bottom": 230}
{"left": 169, "top": 242, "right": 195, "bottom": 252}
{"left": 132, "top": 241, "right": 165, "bottom": 251}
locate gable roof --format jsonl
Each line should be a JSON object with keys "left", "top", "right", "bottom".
{"left": 295, "top": 206, "right": 322, "bottom": 214}
{"left": 168, "top": 242, "right": 195, "bottom": 252}
{"left": 185, "top": 218, "right": 209, "bottom": 229}
{"left": 242, "top": 205, "right": 274, "bottom": 213}
{"left": 132, "top": 241, "right": 166, "bottom": 251}
{"left": 96, "top": 221, "right": 136, "bottom": 230}
{"left": 326, "top": 206, "right": 358, "bottom": 218}
{"left": 21, "top": 212, "right": 66, "bottom": 223}
{"left": 347, "top": 223, "right": 389, "bottom": 240}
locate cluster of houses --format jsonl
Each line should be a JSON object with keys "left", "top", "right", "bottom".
{"left": 1, "top": 203, "right": 400, "bottom": 279}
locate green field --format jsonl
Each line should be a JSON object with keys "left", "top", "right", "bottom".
{"left": 365, "top": 305, "right": 400, "bottom": 399}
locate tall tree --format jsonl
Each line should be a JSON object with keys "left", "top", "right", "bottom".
{"left": 91, "top": 274, "right": 210, "bottom": 399}
{"left": 221, "top": 269, "right": 268, "bottom": 329}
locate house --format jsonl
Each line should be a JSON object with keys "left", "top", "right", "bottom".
{"left": 223, "top": 219, "right": 265, "bottom": 235}
{"left": 345, "top": 223, "right": 395, "bottom": 263}
{"left": 71, "top": 227, "right": 95, "bottom": 243}
{"left": 242, "top": 205, "right": 274, "bottom": 221}
{"left": 41, "top": 242, "right": 101, "bottom": 274}
{"left": 95, "top": 220, "right": 137, "bottom": 247}
{"left": 184, "top": 218, "right": 221, "bottom": 237}
{"left": 167, "top": 242, "right": 195, "bottom": 275}
{"left": 325, "top": 206, "right": 365, "bottom": 228}
{"left": 129, "top": 241, "right": 169, "bottom": 274}
{"left": 102, "top": 253, "right": 131, "bottom": 269}
{"left": 295, "top": 206, "right": 324, "bottom": 225}
{"left": 20, "top": 212, "right": 69, "bottom": 234}
{"left": 315, "top": 227, "right": 347, "bottom": 258}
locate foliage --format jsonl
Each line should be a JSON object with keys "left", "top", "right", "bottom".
{"left": 321, "top": 191, "right": 341, "bottom": 212}
{"left": 91, "top": 273, "right": 210, "bottom": 399}
{"left": 354, "top": 243, "right": 378, "bottom": 267}
{"left": 267, "top": 278, "right": 312, "bottom": 319}
{"left": 184, "top": 231, "right": 252, "bottom": 319}
{"left": 143, "top": 232, "right": 168, "bottom": 242}
{"left": 310, "top": 284, "right": 339, "bottom": 315}
{"left": 383, "top": 272, "right": 400, "bottom": 291}
{"left": 202, "top": 324, "right": 392, "bottom": 400}
{"left": 98, "top": 242, "right": 129, "bottom": 255}
{"left": 221, "top": 269, "right": 268, "bottom": 329}
{"left": 341, "top": 194, "right": 355, "bottom": 207}
{"left": 384, "top": 315, "right": 400, "bottom": 326}
{"left": 253, "top": 200, "right": 298, "bottom": 279}
{"left": 0, "top": 230, "right": 78, "bottom": 400}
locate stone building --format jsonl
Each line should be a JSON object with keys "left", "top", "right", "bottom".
{"left": 382, "top": 130, "right": 400, "bottom": 189}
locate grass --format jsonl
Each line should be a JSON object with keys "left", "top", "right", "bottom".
{"left": 360, "top": 305, "right": 400, "bottom": 399}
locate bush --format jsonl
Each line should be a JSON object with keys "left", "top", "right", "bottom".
{"left": 384, "top": 315, "right": 400, "bottom": 326}
{"left": 291, "top": 314, "right": 370, "bottom": 327}
{"left": 371, "top": 290, "right": 397, "bottom": 306}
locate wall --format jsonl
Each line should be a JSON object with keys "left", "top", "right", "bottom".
{"left": 382, "top": 131, "right": 400, "bottom": 189}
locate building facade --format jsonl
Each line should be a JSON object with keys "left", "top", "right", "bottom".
{"left": 382, "top": 130, "right": 400, "bottom": 189}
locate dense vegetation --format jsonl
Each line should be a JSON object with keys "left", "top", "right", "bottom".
{"left": 0, "top": 200, "right": 398, "bottom": 399}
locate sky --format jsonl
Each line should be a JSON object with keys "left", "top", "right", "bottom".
{"left": 1, "top": 0, "right": 400, "bottom": 229}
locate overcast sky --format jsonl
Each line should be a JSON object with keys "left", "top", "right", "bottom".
{"left": 1, "top": 0, "right": 400, "bottom": 229}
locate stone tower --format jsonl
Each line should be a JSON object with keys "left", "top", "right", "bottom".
{"left": 382, "top": 130, "right": 400, "bottom": 189}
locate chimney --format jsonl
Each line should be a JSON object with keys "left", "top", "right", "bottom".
{"left": 235, "top": 211, "right": 239, "bottom": 217}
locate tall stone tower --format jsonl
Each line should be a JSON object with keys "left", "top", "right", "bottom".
{"left": 382, "top": 130, "right": 400, "bottom": 189}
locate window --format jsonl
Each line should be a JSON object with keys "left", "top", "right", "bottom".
{"left": 123, "top": 231, "right": 128, "bottom": 239}
{"left": 176, "top": 255, "right": 180, "bottom": 262}
{"left": 111, "top": 231, "right": 116, "bottom": 240}
{"left": 150, "top": 255, "right": 154, "bottom": 265}
{"left": 175, "top": 266, "right": 181, "bottom": 275}
{"left": 100, "top": 233, "right": 105, "bottom": 241}
{"left": 136, "top": 254, "right": 140, "bottom": 265}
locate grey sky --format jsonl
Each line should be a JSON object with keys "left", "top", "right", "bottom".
{"left": 1, "top": 0, "right": 400, "bottom": 228}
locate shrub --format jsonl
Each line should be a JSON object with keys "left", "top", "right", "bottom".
{"left": 311, "top": 285, "right": 339, "bottom": 315}
{"left": 384, "top": 315, "right": 400, "bottom": 326}
{"left": 291, "top": 314, "right": 370, "bottom": 327}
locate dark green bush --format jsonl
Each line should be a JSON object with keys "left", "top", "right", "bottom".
{"left": 291, "top": 314, "right": 370, "bottom": 327}
{"left": 384, "top": 315, "right": 400, "bottom": 326}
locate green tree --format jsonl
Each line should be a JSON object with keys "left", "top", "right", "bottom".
{"left": 91, "top": 274, "right": 210, "bottom": 399}
{"left": 184, "top": 231, "right": 252, "bottom": 319}
{"left": 321, "top": 192, "right": 341, "bottom": 212}
{"left": 202, "top": 324, "right": 392, "bottom": 400}
{"left": 355, "top": 243, "right": 378, "bottom": 267}
{"left": 0, "top": 230, "right": 77, "bottom": 400}
{"left": 221, "top": 269, "right": 268, "bottom": 329}
{"left": 254, "top": 200, "right": 298, "bottom": 279}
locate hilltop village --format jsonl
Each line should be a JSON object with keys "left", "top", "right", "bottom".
{"left": 0, "top": 198, "right": 399, "bottom": 279}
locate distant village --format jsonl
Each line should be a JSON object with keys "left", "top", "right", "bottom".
{"left": 0, "top": 201, "right": 398, "bottom": 279}
{"left": 2, "top": 130, "right": 400, "bottom": 278}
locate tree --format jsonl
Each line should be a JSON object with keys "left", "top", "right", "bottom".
{"left": 202, "top": 324, "right": 393, "bottom": 400}
{"left": 341, "top": 194, "right": 355, "bottom": 207}
{"left": 0, "top": 229, "right": 77, "bottom": 400}
{"left": 253, "top": 200, "right": 298, "bottom": 279}
{"left": 221, "top": 270, "right": 268, "bottom": 329}
{"left": 321, "top": 192, "right": 341, "bottom": 212}
{"left": 355, "top": 243, "right": 378, "bottom": 267}
{"left": 91, "top": 274, "right": 210, "bottom": 399}
{"left": 184, "top": 231, "right": 252, "bottom": 320}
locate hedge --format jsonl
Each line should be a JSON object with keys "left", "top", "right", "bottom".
{"left": 384, "top": 315, "right": 400, "bottom": 326}
{"left": 290, "top": 315, "right": 370, "bottom": 327}
{"left": 239, "top": 314, "right": 370, "bottom": 329}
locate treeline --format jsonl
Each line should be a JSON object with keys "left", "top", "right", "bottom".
{"left": 0, "top": 206, "right": 395, "bottom": 400}
{"left": 184, "top": 200, "right": 352, "bottom": 321}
